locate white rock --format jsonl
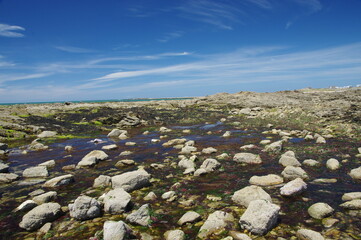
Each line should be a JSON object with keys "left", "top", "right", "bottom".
{"left": 111, "top": 170, "right": 151, "bottom": 192}
{"left": 14, "top": 200, "right": 38, "bottom": 212}
{"left": 339, "top": 199, "right": 361, "bottom": 210}
{"left": 0, "top": 173, "right": 19, "bottom": 183}
{"left": 280, "top": 178, "right": 307, "bottom": 196}
{"left": 279, "top": 155, "right": 301, "bottom": 167}
{"left": 93, "top": 175, "right": 111, "bottom": 188}
{"left": 296, "top": 228, "right": 325, "bottom": 240}
{"left": 104, "top": 188, "right": 131, "bottom": 214}
{"left": 103, "top": 220, "right": 132, "bottom": 240}
{"left": 281, "top": 166, "right": 309, "bottom": 181}
{"left": 308, "top": 202, "right": 334, "bottom": 219}
{"left": 43, "top": 174, "right": 74, "bottom": 187}
{"left": 342, "top": 192, "right": 361, "bottom": 201}
{"left": 143, "top": 192, "right": 157, "bottom": 201}
{"left": 107, "top": 129, "right": 127, "bottom": 138}
{"left": 233, "top": 153, "right": 262, "bottom": 164}
{"left": 162, "top": 191, "right": 176, "bottom": 200}
{"left": 164, "top": 230, "right": 185, "bottom": 240}
{"left": 69, "top": 195, "right": 101, "bottom": 220}
{"left": 249, "top": 174, "right": 284, "bottom": 186}
{"left": 232, "top": 185, "right": 271, "bottom": 207}
{"left": 77, "top": 150, "right": 108, "bottom": 167}
{"left": 326, "top": 158, "right": 340, "bottom": 170}
{"left": 102, "top": 144, "right": 118, "bottom": 150}
{"left": 349, "top": 166, "right": 361, "bottom": 180}
{"left": 126, "top": 204, "right": 150, "bottom": 226}
{"left": 38, "top": 160, "right": 56, "bottom": 168}
{"left": 303, "top": 159, "right": 320, "bottom": 167}
{"left": 23, "top": 166, "right": 49, "bottom": 178}
{"left": 32, "top": 191, "right": 57, "bottom": 204}
{"left": 202, "top": 147, "right": 217, "bottom": 154}
{"left": 37, "top": 131, "right": 57, "bottom": 138}
{"left": 198, "top": 211, "right": 234, "bottom": 239}
{"left": 200, "top": 158, "right": 221, "bottom": 172}
{"left": 177, "top": 211, "right": 201, "bottom": 225}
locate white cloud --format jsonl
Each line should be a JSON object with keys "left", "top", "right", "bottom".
{"left": 245, "top": 0, "right": 272, "bottom": 9}
{"left": 157, "top": 31, "right": 184, "bottom": 43}
{"left": 0, "top": 23, "right": 25, "bottom": 37}
{"left": 291, "top": 0, "right": 322, "bottom": 13}
{"left": 55, "top": 46, "right": 94, "bottom": 53}
{"left": 0, "top": 73, "right": 52, "bottom": 84}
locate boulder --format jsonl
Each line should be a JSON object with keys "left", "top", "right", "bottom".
{"left": 178, "top": 158, "right": 196, "bottom": 169}
{"left": 264, "top": 140, "right": 283, "bottom": 153}
{"left": 349, "top": 166, "right": 361, "bottom": 180}
{"left": 104, "top": 188, "right": 131, "bottom": 214}
{"left": 19, "top": 203, "right": 62, "bottom": 231}
{"left": 112, "top": 170, "right": 151, "bottom": 192}
{"left": 326, "top": 158, "right": 340, "bottom": 170}
{"left": 339, "top": 199, "right": 361, "bottom": 210}
{"left": 23, "top": 166, "right": 49, "bottom": 178}
{"left": 200, "top": 158, "right": 221, "bottom": 172}
{"left": 177, "top": 211, "right": 202, "bottom": 225}
{"left": 198, "top": 211, "right": 234, "bottom": 239}
{"left": 103, "top": 220, "right": 133, "bottom": 240}
{"left": 280, "top": 178, "right": 307, "bottom": 196}
{"left": 33, "top": 191, "right": 57, "bottom": 204}
{"left": 77, "top": 150, "right": 108, "bottom": 167}
{"left": 296, "top": 228, "right": 325, "bottom": 240}
{"left": 281, "top": 166, "right": 309, "bottom": 181}
{"left": 308, "top": 202, "right": 334, "bottom": 219}
{"left": 39, "top": 160, "right": 56, "bottom": 168}
{"left": 249, "top": 174, "right": 284, "bottom": 186}
{"left": 126, "top": 204, "right": 150, "bottom": 226}
{"left": 43, "top": 174, "right": 74, "bottom": 187}
{"left": 232, "top": 185, "right": 271, "bottom": 207}
{"left": 164, "top": 230, "right": 185, "bottom": 240}
{"left": 279, "top": 155, "right": 301, "bottom": 167}
{"left": 14, "top": 200, "right": 38, "bottom": 212}
{"left": 233, "top": 153, "right": 262, "bottom": 164}
{"left": 0, "top": 162, "right": 9, "bottom": 173}
{"left": 93, "top": 175, "right": 111, "bottom": 188}
{"left": 239, "top": 200, "right": 280, "bottom": 235}
{"left": 0, "top": 173, "right": 19, "bottom": 183}
{"left": 202, "top": 147, "right": 217, "bottom": 154}
{"left": 194, "top": 168, "right": 207, "bottom": 176}
{"left": 69, "top": 195, "right": 101, "bottom": 220}
{"left": 180, "top": 145, "right": 197, "bottom": 154}
{"left": 37, "top": 131, "right": 57, "bottom": 138}
{"left": 342, "top": 192, "right": 361, "bottom": 201}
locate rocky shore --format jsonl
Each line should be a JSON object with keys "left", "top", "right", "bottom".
{"left": 0, "top": 87, "right": 360, "bottom": 240}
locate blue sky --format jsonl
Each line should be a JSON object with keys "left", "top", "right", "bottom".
{"left": 0, "top": 0, "right": 361, "bottom": 103}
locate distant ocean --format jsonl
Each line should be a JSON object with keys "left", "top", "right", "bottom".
{"left": 0, "top": 98, "right": 193, "bottom": 106}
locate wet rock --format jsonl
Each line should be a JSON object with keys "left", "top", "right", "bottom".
{"left": 202, "top": 147, "right": 217, "bottom": 154}
{"left": 103, "top": 220, "right": 133, "bottom": 240}
{"left": 14, "top": 200, "right": 38, "bottom": 212}
{"left": 43, "top": 174, "right": 74, "bottom": 187}
{"left": 164, "top": 230, "right": 185, "bottom": 240}
{"left": 28, "top": 142, "right": 48, "bottom": 151}
{"left": 144, "top": 191, "right": 157, "bottom": 201}
{"left": 232, "top": 185, "right": 271, "bottom": 207}
{"left": 281, "top": 166, "right": 309, "bottom": 181}
{"left": 0, "top": 173, "right": 19, "bottom": 183}
{"left": 349, "top": 166, "right": 361, "bottom": 180}
{"left": 115, "top": 159, "right": 135, "bottom": 168}
{"left": 342, "top": 192, "right": 361, "bottom": 201}
{"left": 249, "top": 174, "right": 284, "bottom": 186}
{"left": 279, "top": 155, "right": 301, "bottom": 167}
{"left": 303, "top": 159, "right": 320, "bottom": 167}
{"left": 200, "top": 158, "right": 221, "bottom": 172}
{"left": 326, "top": 158, "right": 340, "bottom": 170}
{"left": 65, "top": 145, "right": 73, "bottom": 151}
{"left": 308, "top": 202, "right": 334, "bottom": 219}
{"left": 280, "top": 178, "right": 307, "bottom": 196}
{"left": 39, "top": 160, "right": 55, "bottom": 168}
{"left": 177, "top": 211, "right": 201, "bottom": 225}
{"left": 162, "top": 191, "right": 176, "bottom": 200}
{"left": 104, "top": 188, "right": 131, "bottom": 214}
{"left": 93, "top": 175, "right": 111, "bottom": 188}
{"left": 126, "top": 204, "right": 150, "bottom": 226}
{"left": 118, "top": 113, "right": 141, "bottom": 127}
{"left": 102, "top": 144, "right": 118, "bottom": 150}
{"left": 37, "top": 131, "right": 57, "bottom": 138}
{"left": 0, "top": 162, "right": 9, "bottom": 173}
{"left": 29, "top": 189, "right": 45, "bottom": 197}
{"left": 233, "top": 153, "right": 262, "bottom": 164}
{"left": 198, "top": 211, "right": 234, "bottom": 239}
{"left": 229, "top": 231, "right": 252, "bottom": 240}
{"left": 322, "top": 218, "right": 339, "bottom": 228}
{"left": 107, "top": 129, "right": 127, "bottom": 138}
{"left": 339, "top": 199, "right": 361, "bottom": 210}
{"left": 260, "top": 140, "right": 271, "bottom": 145}
{"left": 296, "top": 228, "right": 325, "bottom": 240}
{"left": 69, "top": 195, "right": 101, "bottom": 220}
{"left": 19, "top": 202, "right": 62, "bottom": 231}
{"left": 125, "top": 141, "right": 136, "bottom": 146}
{"left": 77, "top": 150, "right": 108, "bottom": 167}
{"left": 33, "top": 191, "right": 57, "bottom": 204}
{"left": 239, "top": 200, "right": 280, "bottom": 235}
{"left": 23, "top": 166, "right": 49, "bottom": 178}
{"left": 264, "top": 140, "right": 283, "bottom": 153}
{"left": 112, "top": 169, "right": 151, "bottom": 192}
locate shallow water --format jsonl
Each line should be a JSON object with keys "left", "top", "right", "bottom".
{"left": 0, "top": 121, "right": 360, "bottom": 239}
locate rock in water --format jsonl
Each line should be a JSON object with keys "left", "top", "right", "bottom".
{"left": 281, "top": 166, "right": 309, "bottom": 180}
{"left": 37, "top": 131, "right": 57, "bottom": 138}
{"left": 93, "top": 175, "right": 111, "bottom": 188}
{"left": 0, "top": 163, "right": 9, "bottom": 173}
{"left": 307, "top": 202, "right": 334, "bottom": 219}
{"left": 326, "top": 158, "right": 340, "bottom": 170}
{"left": 199, "top": 158, "right": 221, "bottom": 172}
{"left": 232, "top": 185, "right": 271, "bottom": 207}
{"left": 23, "top": 166, "right": 49, "bottom": 178}
{"left": 233, "top": 153, "right": 262, "bottom": 164}
{"left": 43, "top": 174, "right": 74, "bottom": 187}
{"left": 279, "top": 155, "right": 301, "bottom": 167}
{"left": 296, "top": 229, "right": 325, "bottom": 240}
{"left": 239, "top": 200, "right": 280, "bottom": 235}
{"left": 19, "top": 203, "right": 62, "bottom": 231}
{"left": 77, "top": 150, "right": 108, "bottom": 167}
{"left": 111, "top": 170, "right": 151, "bottom": 192}
{"left": 104, "top": 188, "right": 131, "bottom": 214}
{"left": 0, "top": 173, "right": 19, "bottom": 183}
{"left": 340, "top": 199, "right": 361, "bottom": 210}
{"left": 280, "top": 178, "right": 307, "bottom": 196}
{"left": 178, "top": 211, "right": 202, "bottom": 225}
{"left": 126, "top": 204, "right": 151, "bottom": 226}
{"left": 32, "top": 191, "right": 57, "bottom": 204}
{"left": 349, "top": 167, "right": 361, "bottom": 180}
{"left": 103, "top": 220, "right": 133, "bottom": 240}
{"left": 249, "top": 174, "right": 284, "bottom": 186}
{"left": 69, "top": 195, "right": 101, "bottom": 220}
{"left": 198, "top": 211, "right": 234, "bottom": 239}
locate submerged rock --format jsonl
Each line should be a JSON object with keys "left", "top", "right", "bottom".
{"left": 232, "top": 185, "right": 271, "bottom": 207}
{"left": 112, "top": 169, "right": 151, "bottom": 192}
{"left": 233, "top": 153, "right": 262, "bottom": 164}
{"left": 198, "top": 211, "right": 234, "bottom": 239}
{"left": 19, "top": 202, "right": 62, "bottom": 231}
{"left": 103, "top": 220, "right": 133, "bottom": 240}
{"left": 126, "top": 204, "right": 151, "bottom": 226}
{"left": 239, "top": 200, "right": 280, "bottom": 235}
{"left": 104, "top": 188, "right": 131, "bottom": 214}
{"left": 69, "top": 195, "right": 101, "bottom": 220}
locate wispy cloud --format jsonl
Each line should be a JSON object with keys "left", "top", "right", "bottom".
{"left": 245, "top": 0, "right": 272, "bottom": 9}
{"left": 0, "top": 55, "right": 15, "bottom": 67}
{"left": 291, "top": 0, "right": 322, "bottom": 13}
{"left": 157, "top": 31, "right": 184, "bottom": 43}
{"left": 0, "top": 23, "right": 25, "bottom": 37}
{"left": 55, "top": 46, "right": 94, "bottom": 53}
{"left": 0, "top": 73, "right": 52, "bottom": 85}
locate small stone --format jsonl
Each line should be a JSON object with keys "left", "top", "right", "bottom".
{"left": 164, "top": 230, "right": 185, "bottom": 240}
{"left": 198, "top": 211, "right": 234, "bottom": 239}
{"left": 111, "top": 169, "right": 151, "bottom": 192}
{"left": 229, "top": 231, "right": 252, "bottom": 240}
{"left": 39, "top": 160, "right": 56, "bottom": 168}
{"left": 37, "top": 131, "right": 57, "bottom": 138}
{"left": 65, "top": 145, "right": 73, "bottom": 151}
{"left": 14, "top": 200, "right": 38, "bottom": 212}
{"left": 202, "top": 147, "right": 217, "bottom": 154}
{"left": 279, "top": 155, "right": 301, "bottom": 167}
{"left": 162, "top": 191, "right": 176, "bottom": 200}
{"left": 281, "top": 166, "right": 309, "bottom": 181}
{"left": 303, "top": 159, "right": 320, "bottom": 167}
{"left": 326, "top": 158, "right": 340, "bottom": 170}
{"left": 0, "top": 163, "right": 9, "bottom": 173}
{"left": 177, "top": 211, "right": 201, "bottom": 225}
{"left": 119, "top": 151, "right": 132, "bottom": 156}
{"left": 296, "top": 229, "right": 324, "bottom": 240}
{"left": 144, "top": 192, "right": 157, "bottom": 201}
{"left": 32, "top": 191, "right": 57, "bottom": 204}
{"left": 194, "top": 168, "right": 207, "bottom": 176}
{"left": 308, "top": 202, "right": 334, "bottom": 219}
{"left": 249, "top": 174, "right": 284, "bottom": 186}
{"left": 93, "top": 175, "right": 111, "bottom": 188}
{"left": 200, "top": 158, "right": 221, "bottom": 172}
{"left": 102, "top": 144, "right": 118, "bottom": 150}
{"left": 349, "top": 166, "right": 361, "bottom": 180}
{"left": 69, "top": 195, "right": 101, "bottom": 220}
{"left": 0, "top": 173, "right": 19, "bottom": 183}
{"left": 316, "top": 136, "right": 326, "bottom": 144}
{"left": 115, "top": 159, "right": 135, "bottom": 168}
{"left": 125, "top": 141, "right": 136, "bottom": 146}
{"left": 222, "top": 131, "right": 231, "bottom": 137}
{"left": 43, "top": 174, "right": 74, "bottom": 187}
{"left": 103, "top": 220, "right": 133, "bottom": 240}
{"left": 104, "top": 188, "right": 131, "bottom": 214}
{"left": 234, "top": 153, "right": 262, "bottom": 164}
